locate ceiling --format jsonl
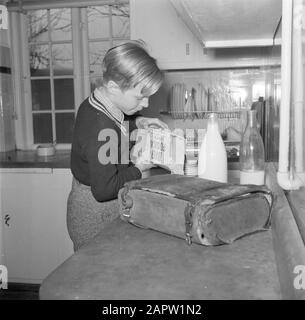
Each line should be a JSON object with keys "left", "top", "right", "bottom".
{"left": 170, "top": 0, "right": 282, "bottom": 48}
{"left": 3, "top": 0, "right": 282, "bottom": 48}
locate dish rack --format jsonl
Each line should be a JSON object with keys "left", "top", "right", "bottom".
{"left": 167, "top": 82, "right": 242, "bottom": 120}
{"left": 160, "top": 110, "right": 241, "bottom": 120}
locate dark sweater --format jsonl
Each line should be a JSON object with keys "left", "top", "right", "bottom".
{"left": 70, "top": 98, "right": 142, "bottom": 202}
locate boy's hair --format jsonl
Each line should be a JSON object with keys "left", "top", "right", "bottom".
{"left": 102, "top": 40, "right": 163, "bottom": 96}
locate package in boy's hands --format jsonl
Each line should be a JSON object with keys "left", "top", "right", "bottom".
{"left": 132, "top": 128, "right": 185, "bottom": 174}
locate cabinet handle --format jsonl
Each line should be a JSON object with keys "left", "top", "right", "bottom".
{"left": 4, "top": 214, "right": 10, "bottom": 227}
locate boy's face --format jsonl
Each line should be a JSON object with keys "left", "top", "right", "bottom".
{"left": 115, "top": 84, "right": 150, "bottom": 115}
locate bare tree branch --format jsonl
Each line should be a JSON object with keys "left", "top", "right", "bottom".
{"left": 28, "top": 5, "right": 129, "bottom": 71}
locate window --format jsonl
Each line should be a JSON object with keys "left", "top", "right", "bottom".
{"left": 28, "top": 9, "right": 74, "bottom": 144}
{"left": 9, "top": 2, "right": 130, "bottom": 149}
{"left": 88, "top": 4, "right": 130, "bottom": 91}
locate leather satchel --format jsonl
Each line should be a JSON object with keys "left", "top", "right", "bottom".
{"left": 118, "top": 174, "right": 274, "bottom": 246}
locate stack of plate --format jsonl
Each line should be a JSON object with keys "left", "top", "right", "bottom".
{"left": 184, "top": 157, "right": 198, "bottom": 177}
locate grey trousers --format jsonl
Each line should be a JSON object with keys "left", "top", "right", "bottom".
{"left": 67, "top": 178, "right": 119, "bottom": 251}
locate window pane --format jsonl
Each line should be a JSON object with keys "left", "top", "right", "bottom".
{"left": 90, "top": 77, "right": 103, "bottom": 92}
{"left": 52, "top": 43, "right": 73, "bottom": 75}
{"left": 55, "top": 113, "right": 75, "bottom": 143}
{"left": 30, "top": 44, "right": 50, "bottom": 76}
{"left": 31, "top": 80, "right": 51, "bottom": 110}
{"left": 89, "top": 41, "right": 110, "bottom": 76}
{"left": 50, "top": 8, "right": 72, "bottom": 41}
{"left": 33, "top": 113, "right": 53, "bottom": 143}
{"left": 27, "top": 10, "right": 49, "bottom": 43}
{"left": 111, "top": 5, "right": 130, "bottom": 38}
{"left": 88, "top": 6, "right": 110, "bottom": 39}
{"left": 54, "top": 78, "right": 74, "bottom": 110}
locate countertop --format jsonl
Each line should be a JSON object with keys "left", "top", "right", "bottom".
{"left": 0, "top": 150, "right": 71, "bottom": 168}
{"left": 0, "top": 149, "right": 239, "bottom": 169}
{"left": 39, "top": 164, "right": 289, "bottom": 300}
{"left": 40, "top": 217, "right": 281, "bottom": 300}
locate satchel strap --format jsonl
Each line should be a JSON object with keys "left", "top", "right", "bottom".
{"left": 126, "top": 174, "right": 273, "bottom": 206}
{"left": 120, "top": 185, "right": 133, "bottom": 219}
{"left": 184, "top": 203, "right": 195, "bottom": 245}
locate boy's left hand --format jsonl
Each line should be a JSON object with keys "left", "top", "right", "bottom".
{"left": 136, "top": 116, "right": 169, "bottom": 130}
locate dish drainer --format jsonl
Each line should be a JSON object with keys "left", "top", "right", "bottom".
{"left": 160, "top": 110, "right": 241, "bottom": 120}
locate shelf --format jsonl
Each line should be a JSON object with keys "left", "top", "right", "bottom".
{"left": 160, "top": 110, "right": 241, "bottom": 120}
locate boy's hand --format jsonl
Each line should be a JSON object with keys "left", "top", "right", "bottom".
{"left": 130, "top": 143, "right": 155, "bottom": 173}
{"left": 136, "top": 116, "right": 169, "bottom": 130}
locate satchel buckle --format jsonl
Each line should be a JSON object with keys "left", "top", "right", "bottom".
{"left": 122, "top": 209, "right": 131, "bottom": 218}
{"left": 185, "top": 232, "right": 192, "bottom": 245}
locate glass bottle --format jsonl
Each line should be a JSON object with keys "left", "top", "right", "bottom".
{"left": 198, "top": 113, "right": 227, "bottom": 183}
{"left": 239, "top": 110, "right": 265, "bottom": 185}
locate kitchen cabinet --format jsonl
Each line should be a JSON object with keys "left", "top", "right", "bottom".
{"left": 0, "top": 168, "right": 74, "bottom": 283}
{"left": 130, "top": 0, "right": 280, "bottom": 69}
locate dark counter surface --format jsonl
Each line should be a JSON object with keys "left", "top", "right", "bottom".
{"left": 286, "top": 188, "right": 305, "bottom": 247}
{"left": 0, "top": 149, "right": 239, "bottom": 170}
{"left": 40, "top": 217, "right": 281, "bottom": 300}
{"left": 39, "top": 164, "right": 286, "bottom": 300}
{"left": 0, "top": 150, "right": 71, "bottom": 168}
{"left": 39, "top": 163, "right": 305, "bottom": 299}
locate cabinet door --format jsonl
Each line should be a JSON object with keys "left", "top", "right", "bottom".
{"left": 130, "top": 0, "right": 203, "bottom": 69}
{"left": 1, "top": 170, "right": 33, "bottom": 281}
{"left": 1, "top": 168, "right": 73, "bottom": 283}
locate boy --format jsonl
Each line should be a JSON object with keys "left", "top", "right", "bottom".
{"left": 67, "top": 41, "right": 167, "bottom": 251}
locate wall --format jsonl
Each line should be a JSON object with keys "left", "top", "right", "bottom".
{"left": 142, "top": 64, "right": 280, "bottom": 142}
{"left": 0, "top": 29, "right": 15, "bottom": 152}
{"left": 131, "top": 0, "right": 280, "bottom": 70}
{"left": 131, "top": 0, "right": 282, "bottom": 155}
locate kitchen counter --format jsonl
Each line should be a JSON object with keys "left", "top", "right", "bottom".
{"left": 0, "top": 149, "right": 239, "bottom": 169}
{"left": 0, "top": 150, "right": 71, "bottom": 168}
{"left": 286, "top": 188, "right": 305, "bottom": 246}
{"left": 39, "top": 163, "right": 305, "bottom": 300}
{"left": 40, "top": 217, "right": 281, "bottom": 300}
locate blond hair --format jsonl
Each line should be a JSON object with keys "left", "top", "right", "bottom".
{"left": 102, "top": 40, "right": 163, "bottom": 96}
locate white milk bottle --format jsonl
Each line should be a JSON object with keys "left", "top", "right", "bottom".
{"left": 198, "top": 113, "right": 227, "bottom": 183}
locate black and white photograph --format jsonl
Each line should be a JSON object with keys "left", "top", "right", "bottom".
{"left": 0, "top": 0, "right": 305, "bottom": 309}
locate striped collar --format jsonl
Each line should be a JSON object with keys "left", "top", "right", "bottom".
{"left": 89, "top": 88, "right": 124, "bottom": 124}
{"left": 89, "top": 88, "right": 127, "bottom": 135}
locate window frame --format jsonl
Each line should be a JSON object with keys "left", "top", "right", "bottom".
{"left": 26, "top": 8, "right": 76, "bottom": 148}
{"left": 8, "top": 2, "right": 129, "bottom": 150}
